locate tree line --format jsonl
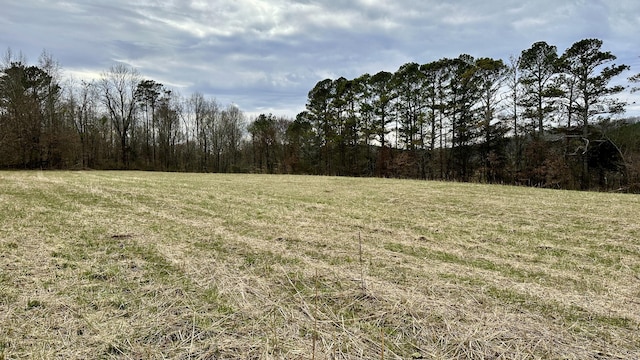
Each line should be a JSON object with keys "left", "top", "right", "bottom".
{"left": 279, "top": 38, "right": 640, "bottom": 191}
{"left": 0, "top": 51, "right": 245, "bottom": 173}
{"left": 1, "top": 39, "right": 640, "bottom": 192}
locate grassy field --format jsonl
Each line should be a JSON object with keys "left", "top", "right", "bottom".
{"left": 0, "top": 171, "right": 639, "bottom": 359}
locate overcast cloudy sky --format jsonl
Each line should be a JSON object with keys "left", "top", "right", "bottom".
{"left": 2, "top": 0, "right": 639, "bottom": 117}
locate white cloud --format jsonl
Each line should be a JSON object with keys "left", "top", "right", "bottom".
{"left": 1, "top": 0, "right": 639, "bottom": 117}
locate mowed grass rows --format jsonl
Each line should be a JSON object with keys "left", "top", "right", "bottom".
{"left": 0, "top": 171, "right": 639, "bottom": 359}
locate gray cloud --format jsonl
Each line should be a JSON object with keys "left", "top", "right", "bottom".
{"left": 1, "top": 0, "right": 638, "bottom": 117}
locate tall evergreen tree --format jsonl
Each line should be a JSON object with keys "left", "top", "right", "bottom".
{"left": 248, "top": 114, "right": 280, "bottom": 173}
{"left": 369, "top": 71, "right": 395, "bottom": 149}
{"left": 519, "top": 41, "right": 562, "bottom": 135}
{"left": 286, "top": 111, "right": 316, "bottom": 174}
{"left": 392, "top": 62, "right": 425, "bottom": 151}
{"left": 420, "top": 59, "right": 452, "bottom": 178}
{"left": 447, "top": 55, "right": 481, "bottom": 181}
{"left": 475, "top": 57, "right": 508, "bottom": 182}
{"left": 306, "top": 79, "right": 337, "bottom": 174}
{"left": 0, "top": 62, "right": 60, "bottom": 167}
{"left": 560, "top": 38, "right": 629, "bottom": 188}
{"left": 134, "top": 79, "right": 163, "bottom": 167}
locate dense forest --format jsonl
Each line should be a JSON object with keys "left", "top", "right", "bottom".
{"left": 1, "top": 39, "right": 640, "bottom": 192}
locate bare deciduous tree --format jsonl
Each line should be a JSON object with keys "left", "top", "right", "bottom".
{"left": 100, "top": 64, "right": 141, "bottom": 167}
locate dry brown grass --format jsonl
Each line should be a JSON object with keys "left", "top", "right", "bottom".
{"left": 0, "top": 171, "right": 639, "bottom": 359}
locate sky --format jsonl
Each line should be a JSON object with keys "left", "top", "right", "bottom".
{"left": 2, "top": 0, "right": 640, "bottom": 118}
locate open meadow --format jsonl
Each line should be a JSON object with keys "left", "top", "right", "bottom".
{"left": 0, "top": 171, "right": 639, "bottom": 359}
